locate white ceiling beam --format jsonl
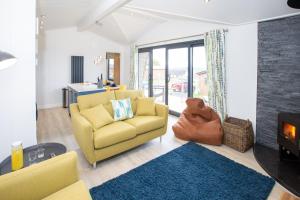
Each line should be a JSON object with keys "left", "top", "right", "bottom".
{"left": 121, "top": 7, "right": 168, "bottom": 22}
{"left": 77, "top": 0, "right": 132, "bottom": 31}
{"left": 124, "top": 5, "right": 235, "bottom": 26}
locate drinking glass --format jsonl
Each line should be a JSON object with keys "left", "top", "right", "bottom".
{"left": 37, "top": 148, "right": 45, "bottom": 159}
{"left": 28, "top": 151, "right": 37, "bottom": 165}
{"left": 11, "top": 141, "right": 24, "bottom": 171}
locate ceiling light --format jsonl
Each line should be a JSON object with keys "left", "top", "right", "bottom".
{"left": 0, "top": 51, "right": 17, "bottom": 71}
{"left": 287, "top": 0, "right": 300, "bottom": 9}
{"left": 96, "top": 21, "right": 103, "bottom": 26}
{"left": 204, "top": 0, "right": 211, "bottom": 3}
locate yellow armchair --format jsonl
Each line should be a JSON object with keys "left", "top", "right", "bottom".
{"left": 119, "top": 85, "right": 127, "bottom": 91}
{"left": 0, "top": 151, "right": 92, "bottom": 200}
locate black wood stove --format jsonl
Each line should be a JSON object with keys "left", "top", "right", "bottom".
{"left": 253, "top": 113, "right": 300, "bottom": 197}
{"left": 278, "top": 112, "right": 300, "bottom": 161}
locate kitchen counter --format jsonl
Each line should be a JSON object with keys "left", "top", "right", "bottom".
{"left": 67, "top": 83, "right": 106, "bottom": 93}
{"left": 67, "top": 83, "right": 119, "bottom": 114}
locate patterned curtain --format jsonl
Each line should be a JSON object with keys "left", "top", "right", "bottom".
{"left": 128, "top": 45, "right": 138, "bottom": 89}
{"left": 204, "top": 29, "right": 227, "bottom": 121}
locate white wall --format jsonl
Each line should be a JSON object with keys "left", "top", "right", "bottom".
{"left": 135, "top": 20, "right": 258, "bottom": 132}
{"left": 37, "top": 27, "right": 130, "bottom": 109}
{"left": 0, "top": 0, "right": 37, "bottom": 160}
{"left": 136, "top": 20, "right": 226, "bottom": 46}
{"left": 122, "top": 45, "right": 131, "bottom": 86}
{"left": 226, "top": 23, "right": 258, "bottom": 132}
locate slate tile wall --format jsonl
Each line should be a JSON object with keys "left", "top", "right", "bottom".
{"left": 257, "top": 15, "right": 300, "bottom": 149}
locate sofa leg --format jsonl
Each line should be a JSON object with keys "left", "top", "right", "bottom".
{"left": 160, "top": 136, "right": 162, "bottom": 143}
{"left": 92, "top": 162, "right": 96, "bottom": 169}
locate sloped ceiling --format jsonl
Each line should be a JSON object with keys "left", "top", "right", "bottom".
{"left": 38, "top": 0, "right": 300, "bottom": 44}
{"left": 89, "top": 8, "right": 166, "bottom": 44}
{"left": 112, "top": 8, "right": 166, "bottom": 42}
{"left": 89, "top": 15, "right": 129, "bottom": 44}
{"left": 128, "top": 0, "right": 300, "bottom": 25}
{"left": 39, "top": 0, "right": 99, "bottom": 30}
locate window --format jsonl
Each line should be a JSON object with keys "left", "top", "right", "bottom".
{"left": 168, "top": 47, "right": 188, "bottom": 113}
{"left": 138, "top": 40, "right": 207, "bottom": 116}
{"left": 192, "top": 46, "right": 208, "bottom": 103}
{"left": 138, "top": 52, "right": 150, "bottom": 97}
{"left": 153, "top": 48, "right": 166, "bottom": 103}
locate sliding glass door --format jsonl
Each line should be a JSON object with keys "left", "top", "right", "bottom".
{"left": 138, "top": 40, "right": 206, "bottom": 116}
{"left": 138, "top": 52, "right": 151, "bottom": 97}
{"left": 153, "top": 48, "right": 166, "bottom": 104}
{"left": 192, "top": 46, "right": 208, "bottom": 103}
{"left": 168, "top": 48, "right": 189, "bottom": 113}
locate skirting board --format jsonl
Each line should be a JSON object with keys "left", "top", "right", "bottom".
{"left": 38, "top": 103, "right": 62, "bottom": 110}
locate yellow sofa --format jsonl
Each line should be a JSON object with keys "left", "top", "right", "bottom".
{"left": 0, "top": 151, "right": 92, "bottom": 200}
{"left": 70, "top": 90, "right": 169, "bottom": 167}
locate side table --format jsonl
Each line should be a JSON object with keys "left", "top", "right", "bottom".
{"left": 0, "top": 143, "right": 66, "bottom": 175}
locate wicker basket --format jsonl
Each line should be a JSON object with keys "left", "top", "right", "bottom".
{"left": 222, "top": 116, "right": 254, "bottom": 152}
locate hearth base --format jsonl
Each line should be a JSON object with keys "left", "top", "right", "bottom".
{"left": 253, "top": 143, "right": 300, "bottom": 197}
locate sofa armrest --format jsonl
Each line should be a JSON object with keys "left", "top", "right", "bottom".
{"left": 0, "top": 151, "right": 79, "bottom": 200}
{"left": 155, "top": 103, "right": 169, "bottom": 118}
{"left": 155, "top": 103, "right": 169, "bottom": 131}
{"left": 70, "top": 104, "right": 95, "bottom": 164}
{"left": 70, "top": 103, "right": 80, "bottom": 116}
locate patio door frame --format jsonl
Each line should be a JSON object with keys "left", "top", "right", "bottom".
{"left": 138, "top": 39, "right": 205, "bottom": 116}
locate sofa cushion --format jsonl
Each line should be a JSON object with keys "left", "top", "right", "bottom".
{"left": 125, "top": 116, "right": 165, "bottom": 135}
{"left": 94, "top": 121, "right": 136, "bottom": 149}
{"left": 80, "top": 104, "right": 114, "bottom": 131}
{"left": 77, "top": 91, "right": 115, "bottom": 111}
{"left": 42, "top": 181, "right": 92, "bottom": 200}
{"left": 136, "top": 97, "right": 156, "bottom": 116}
{"left": 102, "top": 102, "right": 114, "bottom": 117}
{"left": 111, "top": 98, "right": 134, "bottom": 121}
{"left": 114, "top": 90, "right": 144, "bottom": 114}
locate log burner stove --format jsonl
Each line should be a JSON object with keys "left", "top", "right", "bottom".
{"left": 278, "top": 112, "right": 300, "bottom": 161}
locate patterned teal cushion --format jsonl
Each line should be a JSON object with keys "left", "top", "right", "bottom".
{"left": 111, "top": 98, "right": 134, "bottom": 121}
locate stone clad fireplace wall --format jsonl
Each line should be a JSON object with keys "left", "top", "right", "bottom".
{"left": 256, "top": 15, "right": 300, "bottom": 149}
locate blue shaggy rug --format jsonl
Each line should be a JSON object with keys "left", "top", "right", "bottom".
{"left": 90, "top": 142, "right": 275, "bottom": 200}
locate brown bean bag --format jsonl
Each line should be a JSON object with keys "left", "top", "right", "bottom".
{"left": 172, "top": 98, "right": 223, "bottom": 145}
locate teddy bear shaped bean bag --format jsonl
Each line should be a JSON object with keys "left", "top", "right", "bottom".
{"left": 172, "top": 98, "right": 223, "bottom": 146}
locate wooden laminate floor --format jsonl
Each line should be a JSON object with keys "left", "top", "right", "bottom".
{"left": 37, "top": 108, "right": 297, "bottom": 200}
